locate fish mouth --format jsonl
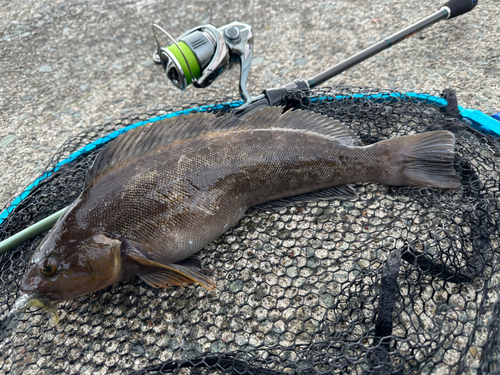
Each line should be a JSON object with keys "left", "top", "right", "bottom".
{"left": 10, "top": 292, "right": 60, "bottom": 325}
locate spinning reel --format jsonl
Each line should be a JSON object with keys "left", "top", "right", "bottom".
{"left": 151, "top": 0, "right": 480, "bottom": 113}
{"left": 153, "top": 22, "right": 255, "bottom": 105}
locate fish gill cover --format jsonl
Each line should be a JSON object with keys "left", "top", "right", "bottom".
{"left": 0, "top": 86, "right": 499, "bottom": 375}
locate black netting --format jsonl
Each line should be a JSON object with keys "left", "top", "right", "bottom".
{"left": 1, "top": 87, "right": 500, "bottom": 375}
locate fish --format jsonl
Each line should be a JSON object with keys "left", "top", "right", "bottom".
{"left": 12, "top": 106, "right": 460, "bottom": 323}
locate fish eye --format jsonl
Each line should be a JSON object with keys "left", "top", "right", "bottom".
{"left": 39, "top": 257, "right": 58, "bottom": 276}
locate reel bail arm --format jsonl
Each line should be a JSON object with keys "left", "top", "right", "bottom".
{"left": 153, "top": 21, "right": 255, "bottom": 105}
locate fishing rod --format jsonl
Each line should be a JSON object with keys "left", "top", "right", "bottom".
{"left": 307, "top": 0, "right": 477, "bottom": 88}
{"left": 149, "top": 0, "right": 497, "bottom": 133}
{"left": 0, "top": 0, "right": 493, "bottom": 254}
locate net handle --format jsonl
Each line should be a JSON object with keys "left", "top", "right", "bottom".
{"left": 0, "top": 208, "right": 66, "bottom": 255}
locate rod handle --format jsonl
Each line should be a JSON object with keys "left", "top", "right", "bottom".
{"left": 442, "top": 0, "right": 478, "bottom": 19}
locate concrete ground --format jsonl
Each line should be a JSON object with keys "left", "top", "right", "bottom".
{"left": 0, "top": 0, "right": 499, "bottom": 209}
{"left": 1, "top": 2, "right": 500, "bottom": 374}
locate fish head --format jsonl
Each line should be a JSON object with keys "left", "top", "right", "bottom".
{"left": 18, "top": 229, "right": 123, "bottom": 306}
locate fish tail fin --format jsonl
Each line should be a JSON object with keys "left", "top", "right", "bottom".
{"left": 398, "top": 130, "right": 460, "bottom": 189}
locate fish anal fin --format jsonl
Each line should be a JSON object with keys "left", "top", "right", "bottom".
{"left": 122, "top": 240, "right": 216, "bottom": 290}
{"left": 254, "top": 185, "right": 357, "bottom": 210}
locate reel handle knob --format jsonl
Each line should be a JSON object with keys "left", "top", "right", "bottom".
{"left": 224, "top": 26, "right": 241, "bottom": 41}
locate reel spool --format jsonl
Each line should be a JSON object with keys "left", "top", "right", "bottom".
{"left": 153, "top": 22, "right": 255, "bottom": 104}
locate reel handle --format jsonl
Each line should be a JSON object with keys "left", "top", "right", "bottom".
{"left": 442, "top": 0, "right": 478, "bottom": 19}
{"left": 217, "top": 23, "right": 254, "bottom": 104}
{"left": 153, "top": 22, "right": 255, "bottom": 105}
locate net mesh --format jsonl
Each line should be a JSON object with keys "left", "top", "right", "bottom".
{"left": 1, "top": 87, "right": 499, "bottom": 375}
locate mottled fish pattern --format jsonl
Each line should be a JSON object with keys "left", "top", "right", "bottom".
{"left": 14, "top": 107, "right": 459, "bottom": 323}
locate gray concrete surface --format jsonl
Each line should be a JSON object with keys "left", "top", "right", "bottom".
{"left": 0, "top": 0, "right": 499, "bottom": 210}
{"left": 1, "top": 2, "right": 499, "bottom": 374}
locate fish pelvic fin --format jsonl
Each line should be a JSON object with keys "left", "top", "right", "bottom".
{"left": 123, "top": 240, "right": 216, "bottom": 290}
{"left": 384, "top": 130, "right": 460, "bottom": 189}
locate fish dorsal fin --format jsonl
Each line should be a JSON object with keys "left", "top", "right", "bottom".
{"left": 85, "top": 111, "right": 239, "bottom": 186}
{"left": 237, "top": 107, "right": 361, "bottom": 146}
{"left": 86, "top": 107, "right": 359, "bottom": 187}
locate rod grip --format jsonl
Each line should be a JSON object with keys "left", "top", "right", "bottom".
{"left": 443, "top": 0, "right": 478, "bottom": 19}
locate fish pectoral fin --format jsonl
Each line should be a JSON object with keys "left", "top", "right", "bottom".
{"left": 253, "top": 185, "right": 358, "bottom": 210}
{"left": 138, "top": 258, "right": 216, "bottom": 290}
{"left": 122, "top": 239, "right": 216, "bottom": 290}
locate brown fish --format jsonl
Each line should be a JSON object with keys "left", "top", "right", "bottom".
{"left": 13, "top": 107, "right": 459, "bottom": 323}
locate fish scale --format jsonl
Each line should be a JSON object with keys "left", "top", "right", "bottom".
{"left": 13, "top": 107, "right": 459, "bottom": 323}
